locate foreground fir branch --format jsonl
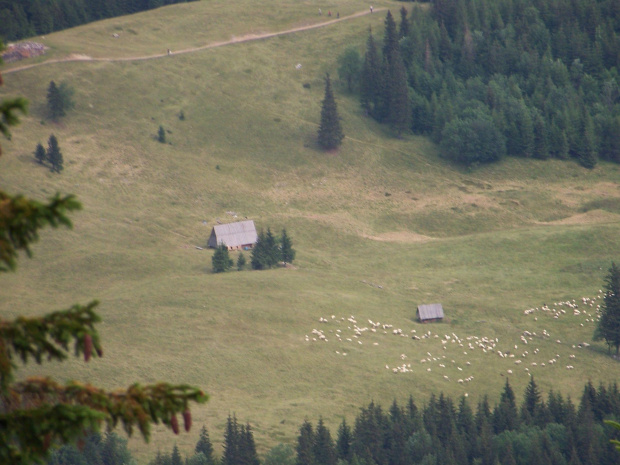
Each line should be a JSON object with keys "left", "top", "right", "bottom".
{"left": 0, "top": 301, "right": 101, "bottom": 390}
{"left": 0, "top": 192, "right": 81, "bottom": 272}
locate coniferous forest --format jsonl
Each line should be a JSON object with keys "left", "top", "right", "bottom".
{"left": 47, "top": 380, "right": 620, "bottom": 465}
{"left": 0, "top": 0, "right": 198, "bottom": 41}
{"left": 356, "top": 0, "right": 620, "bottom": 168}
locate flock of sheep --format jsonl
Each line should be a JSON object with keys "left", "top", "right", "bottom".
{"left": 304, "top": 293, "right": 604, "bottom": 384}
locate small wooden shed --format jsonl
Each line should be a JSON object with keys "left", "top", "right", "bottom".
{"left": 417, "top": 303, "right": 444, "bottom": 323}
{"left": 207, "top": 220, "right": 258, "bottom": 251}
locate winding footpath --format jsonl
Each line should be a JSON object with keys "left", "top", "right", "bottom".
{"left": 3, "top": 9, "right": 381, "bottom": 75}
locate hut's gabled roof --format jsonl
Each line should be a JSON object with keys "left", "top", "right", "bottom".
{"left": 208, "top": 220, "right": 258, "bottom": 248}
{"left": 417, "top": 303, "right": 444, "bottom": 321}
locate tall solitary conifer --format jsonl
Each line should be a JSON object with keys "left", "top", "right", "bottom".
{"left": 317, "top": 73, "right": 344, "bottom": 150}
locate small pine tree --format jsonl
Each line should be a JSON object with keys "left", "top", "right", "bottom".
{"left": 46, "top": 134, "right": 63, "bottom": 173}
{"left": 251, "top": 228, "right": 280, "bottom": 270}
{"left": 251, "top": 230, "right": 267, "bottom": 270}
{"left": 222, "top": 415, "right": 240, "bottom": 465}
{"left": 280, "top": 229, "right": 295, "bottom": 264}
{"left": 239, "top": 423, "right": 260, "bottom": 465}
{"left": 383, "top": 10, "right": 399, "bottom": 62}
{"left": 313, "top": 418, "right": 336, "bottom": 465}
{"left": 158, "top": 125, "right": 166, "bottom": 143}
{"left": 195, "top": 425, "right": 215, "bottom": 465}
{"left": 398, "top": 6, "right": 409, "bottom": 38}
{"left": 171, "top": 444, "right": 182, "bottom": 465}
{"left": 34, "top": 142, "right": 46, "bottom": 165}
{"left": 296, "top": 421, "right": 315, "bottom": 465}
{"left": 179, "top": 110, "right": 185, "bottom": 121}
{"left": 212, "top": 244, "right": 233, "bottom": 273}
{"left": 386, "top": 48, "right": 411, "bottom": 137}
{"left": 47, "top": 80, "right": 74, "bottom": 120}
{"left": 237, "top": 252, "right": 246, "bottom": 271}
{"left": 47, "top": 81, "right": 62, "bottom": 120}
{"left": 317, "top": 74, "right": 344, "bottom": 150}
{"left": 264, "top": 228, "right": 280, "bottom": 267}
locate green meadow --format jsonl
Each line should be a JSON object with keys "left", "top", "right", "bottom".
{"left": 1, "top": 0, "right": 620, "bottom": 462}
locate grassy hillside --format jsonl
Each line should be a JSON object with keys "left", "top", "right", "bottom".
{"left": 1, "top": 0, "right": 620, "bottom": 462}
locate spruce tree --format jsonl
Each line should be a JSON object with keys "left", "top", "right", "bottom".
{"left": 47, "top": 81, "right": 63, "bottom": 120}
{"left": 212, "top": 244, "right": 233, "bottom": 273}
{"left": 336, "top": 419, "right": 352, "bottom": 462}
{"left": 313, "top": 418, "right": 337, "bottom": 465}
{"left": 237, "top": 252, "right": 246, "bottom": 271}
{"left": 34, "top": 142, "right": 46, "bottom": 165}
{"left": 594, "top": 262, "right": 620, "bottom": 355}
{"left": 239, "top": 423, "right": 260, "bottom": 465}
{"left": 398, "top": 6, "right": 409, "bottom": 39}
{"left": 222, "top": 415, "right": 240, "bottom": 465}
{"left": 251, "top": 229, "right": 279, "bottom": 270}
{"left": 47, "top": 133, "right": 64, "bottom": 173}
{"left": 360, "top": 30, "right": 382, "bottom": 117}
{"left": 386, "top": 48, "right": 411, "bottom": 137}
{"left": 317, "top": 74, "right": 344, "bottom": 150}
{"left": 264, "top": 228, "right": 280, "bottom": 267}
{"left": 158, "top": 125, "right": 167, "bottom": 143}
{"left": 383, "top": 11, "right": 399, "bottom": 63}
{"left": 251, "top": 230, "right": 267, "bottom": 270}
{"left": 296, "top": 420, "right": 315, "bottom": 465}
{"left": 579, "top": 112, "right": 597, "bottom": 168}
{"left": 47, "top": 80, "right": 74, "bottom": 120}
{"left": 280, "top": 228, "right": 295, "bottom": 264}
{"left": 492, "top": 379, "right": 518, "bottom": 433}
{"left": 521, "top": 377, "right": 543, "bottom": 425}
{"left": 195, "top": 425, "right": 215, "bottom": 465}
{"left": 171, "top": 444, "right": 182, "bottom": 465}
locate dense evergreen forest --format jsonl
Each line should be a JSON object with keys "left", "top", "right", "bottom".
{"left": 48, "top": 380, "right": 620, "bottom": 465}
{"left": 0, "top": 0, "right": 198, "bottom": 41}
{"left": 357, "top": 0, "right": 620, "bottom": 168}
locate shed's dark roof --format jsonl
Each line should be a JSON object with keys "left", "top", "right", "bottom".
{"left": 417, "top": 303, "right": 444, "bottom": 320}
{"left": 208, "top": 220, "right": 258, "bottom": 248}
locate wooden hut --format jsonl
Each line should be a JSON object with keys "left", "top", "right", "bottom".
{"left": 416, "top": 303, "right": 444, "bottom": 323}
{"left": 207, "top": 220, "right": 258, "bottom": 251}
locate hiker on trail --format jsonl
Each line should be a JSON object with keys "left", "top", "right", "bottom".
{"left": 370, "top": 5, "right": 374, "bottom": 13}
{"left": 328, "top": 10, "right": 331, "bottom": 16}
{"left": 337, "top": 12, "right": 339, "bottom": 18}
{"left": 167, "top": 48, "right": 171, "bottom": 55}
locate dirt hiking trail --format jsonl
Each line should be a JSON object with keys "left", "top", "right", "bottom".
{"left": 4, "top": 9, "right": 382, "bottom": 75}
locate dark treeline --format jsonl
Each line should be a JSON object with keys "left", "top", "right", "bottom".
{"left": 46, "top": 380, "right": 620, "bottom": 465}
{"left": 0, "top": 0, "right": 198, "bottom": 41}
{"left": 357, "top": 0, "right": 620, "bottom": 168}
{"left": 298, "top": 379, "right": 620, "bottom": 465}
